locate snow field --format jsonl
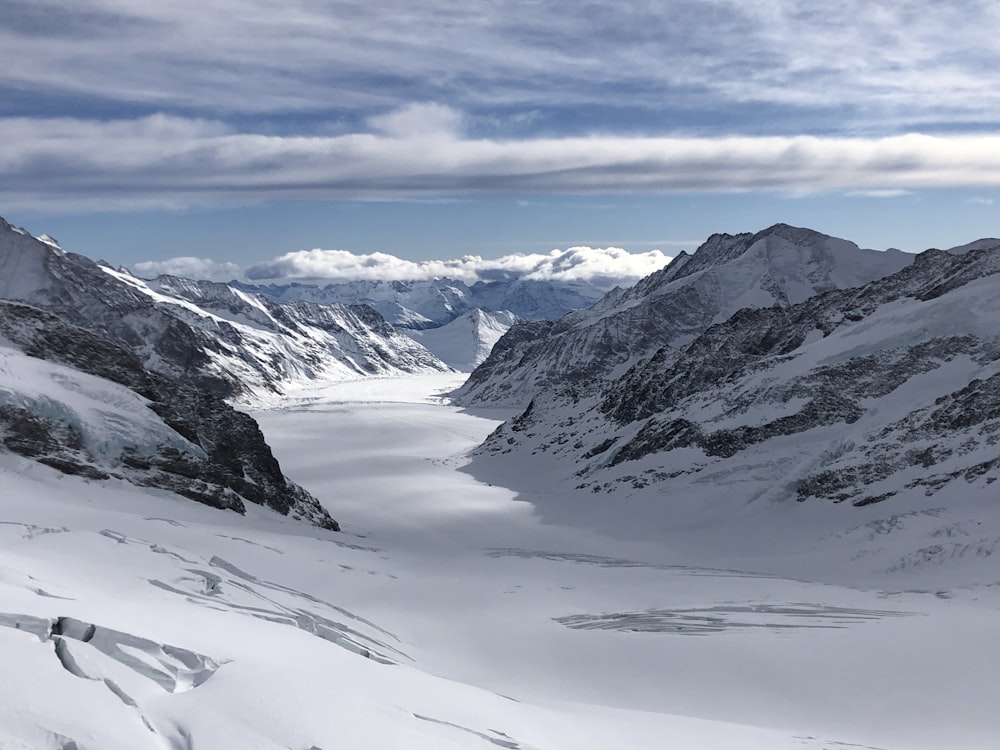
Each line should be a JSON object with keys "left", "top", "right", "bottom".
{"left": 0, "top": 374, "right": 997, "bottom": 748}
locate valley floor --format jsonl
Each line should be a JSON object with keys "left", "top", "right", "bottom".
{"left": 2, "top": 373, "right": 998, "bottom": 749}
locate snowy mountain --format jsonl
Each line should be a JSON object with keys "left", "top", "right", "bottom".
{"left": 4, "top": 214, "right": 1000, "bottom": 750}
{"left": 0, "top": 217, "right": 449, "bottom": 403}
{"left": 469, "top": 237, "right": 1000, "bottom": 558}
{"left": 455, "top": 224, "right": 913, "bottom": 407}
{"left": 0, "top": 213, "right": 447, "bottom": 529}
{"left": 403, "top": 309, "right": 520, "bottom": 371}
{"left": 239, "top": 276, "right": 609, "bottom": 329}
{"left": 0, "top": 300, "right": 337, "bottom": 529}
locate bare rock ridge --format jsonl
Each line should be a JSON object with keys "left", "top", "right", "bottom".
{"left": 467, "top": 229, "right": 1000, "bottom": 517}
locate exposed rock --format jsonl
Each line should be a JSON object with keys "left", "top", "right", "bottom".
{"left": 0, "top": 218, "right": 448, "bottom": 402}
{"left": 469, "top": 233, "right": 1000, "bottom": 514}
{"left": 455, "top": 223, "right": 913, "bottom": 408}
{"left": 0, "top": 300, "right": 338, "bottom": 530}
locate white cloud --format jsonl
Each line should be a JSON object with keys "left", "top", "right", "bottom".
{"left": 4, "top": 113, "right": 1000, "bottom": 211}
{"left": 2, "top": 2, "right": 999, "bottom": 129}
{"left": 133, "top": 256, "right": 242, "bottom": 281}
{"left": 845, "top": 189, "right": 912, "bottom": 198}
{"left": 368, "top": 103, "right": 463, "bottom": 138}
{"left": 968, "top": 197, "right": 994, "bottom": 205}
{"left": 244, "top": 245, "right": 671, "bottom": 286}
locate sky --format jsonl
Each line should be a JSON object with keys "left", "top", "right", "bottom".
{"left": 1, "top": 0, "right": 999, "bottom": 282}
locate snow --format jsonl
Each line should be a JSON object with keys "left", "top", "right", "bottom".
{"left": 405, "top": 309, "right": 520, "bottom": 371}
{"left": 2, "top": 373, "right": 998, "bottom": 748}
{"left": 0, "top": 344, "right": 203, "bottom": 462}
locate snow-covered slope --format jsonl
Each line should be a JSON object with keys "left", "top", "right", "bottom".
{"left": 240, "top": 276, "right": 609, "bottom": 329}
{"left": 456, "top": 224, "right": 913, "bottom": 407}
{"left": 0, "top": 300, "right": 337, "bottom": 529}
{"left": 2, "top": 374, "right": 997, "bottom": 750}
{"left": 471, "top": 240, "right": 1000, "bottom": 556}
{"left": 404, "top": 309, "right": 520, "bottom": 371}
{"left": 0, "top": 217, "right": 448, "bottom": 404}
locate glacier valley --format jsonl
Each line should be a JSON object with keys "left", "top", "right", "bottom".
{"left": 1, "top": 373, "right": 998, "bottom": 749}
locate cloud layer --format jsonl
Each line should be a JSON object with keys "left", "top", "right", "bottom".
{"left": 5, "top": 3, "right": 1000, "bottom": 215}
{"left": 132, "top": 256, "right": 242, "bottom": 281}
{"left": 135, "top": 245, "right": 672, "bottom": 286}
{"left": 4, "top": 1, "right": 999, "bottom": 128}
{"left": 4, "top": 110, "right": 1000, "bottom": 211}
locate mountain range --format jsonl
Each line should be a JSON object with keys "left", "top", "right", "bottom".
{"left": 455, "top": 224, "right": 913, "bottom": 407}
{"left": 460, "top": 224, "right": 1000, "bottom": 566}
{"left": 238, "top": 276, "right": 609, "bottom": 330}
{"left": 1, "top": 217, "right": 451, "bottom": 529}
{"left": 6, "top": 214, "right": 1000, "bottom": 549}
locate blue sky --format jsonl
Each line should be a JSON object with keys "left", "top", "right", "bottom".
{"left": 2, "top": 0, "right": 998, "bottom": 280}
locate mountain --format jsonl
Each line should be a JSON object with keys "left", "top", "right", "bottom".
{"left": 454, "top": 224, "right": 913, "bottom": 407}
{"left": 0, "top": 300, "right": 338, "bottom": 529}
{"left": 468, "top": 235, "right": 1000, "bottom": 550}
{"left": 0, "top": 215, "right": 469, "bottom": 528}
{"left": 0, "top": 217, "right": 448, "bottom": 404}
{"left": 238, "top": 276, "right": 610, "bottom": 330}
{"left": 403, "top": 309, "right": 521, "bottom": 371}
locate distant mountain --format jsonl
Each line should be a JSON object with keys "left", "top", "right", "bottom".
{"left": 238, "top": 276, "right": 610, "bottom": 330}
{"left": 0, "top": 217, "right": 448, "bottom": 404}
{"left": 465, "top": 228, "right": 1000, "bottom": 546}
{"left": 454, "top": 224, "right": 913, "bottom": 407}
{"left": 404, "top": 309, "right": 521, "bottom": 371}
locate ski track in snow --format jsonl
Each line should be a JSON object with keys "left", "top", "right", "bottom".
{"left": 1, "top": 373, "right": 998, "bottom": 749}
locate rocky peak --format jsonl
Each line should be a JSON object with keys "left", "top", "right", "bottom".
{"left": 455, "top": 224, "right": 913, "bottom": 408}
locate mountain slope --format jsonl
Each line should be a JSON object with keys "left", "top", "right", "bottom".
{"left": 456, "top": 224, "right": 913, "bottom": 407}
{"left": 404, "top": 308, "right": 520, "bottom": 371}
{"left": 240, "top": 277, "right": 609, "bottom": 330}
{"left": 471, "top": 241, "right": 1000, "bottom": 554}
{"left": 0, "top": 300, "right": 337, "bottom": 529}
{"left": 0, "top": 217, "right": 448, "bottom": 403}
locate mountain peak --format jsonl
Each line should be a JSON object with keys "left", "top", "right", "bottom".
{"left": 456, "top": 224, "right": 916, "bottom": 407}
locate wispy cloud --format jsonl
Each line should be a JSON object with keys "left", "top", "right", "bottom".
{"left": 133, "top": 256, "right": 242, "bottom": 281}
{"left": 2, "top": 2, "right": 999, "bottom": 130}
{"left": 243, "top": 245, "right": 671, "bottom": 286}
{"left": 4, "top": 111, "right": 1000, "bottom": 211}
{"left": 968, "top": 197, "right": 994, "bottom": 205}
{"left": 845, "top": 189, "right": 913, "bottom": 198}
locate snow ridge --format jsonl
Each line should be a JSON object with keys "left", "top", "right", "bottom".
{"left": 238, "top": 276, "right": 609, "bottom": 330}
{"left": 456, "top": 223, "right": 913, "bottom": 407}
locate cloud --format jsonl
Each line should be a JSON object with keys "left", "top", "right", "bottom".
{"left": 968, "top": 197, "right": 994, "bottom": 205}
{"left": 368, "top": 103, "right": 463, "bottom": 138}
{"left": 133, "top": 256, "right": 242, "bottom": 281}
{"left": 4, "top": 112, "right": 1000, "bottom": 212}
{"left": 845, "top": 189, "right": 912, "bottom": 198}
{"left": 244, "top": 245, "right": 671, "bottom": 287}
{"left": 2, "top": 2, "right": 999, "bottom": 132}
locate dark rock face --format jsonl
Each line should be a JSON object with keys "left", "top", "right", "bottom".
{"left": 0, "top": 300, "right": 339, "bottom": 530}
